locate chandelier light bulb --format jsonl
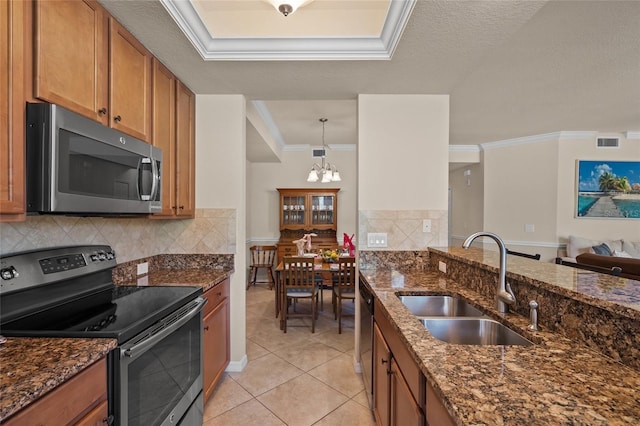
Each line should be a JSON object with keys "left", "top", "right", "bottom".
{"left": 267, "top": 0, "right": 314, "bottom": 17}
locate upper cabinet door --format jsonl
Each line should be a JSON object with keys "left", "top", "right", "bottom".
{"left": 109, "top": 18, "right": 152, "bottom": 142}
{"left": 34, "top": 0, "right": 108, "bottom": 125}
{"left": 0, "top": 0, "right": 26, "bottom": 219}
{"left": 175, "top": 81, "right": 195, "bottom": 218}
{"left": 151, "top": 59, "right": 176, "bottom": 217}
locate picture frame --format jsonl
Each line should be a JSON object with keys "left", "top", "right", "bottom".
{"left": 576, "top": 160, "right": 640, "bottom": 219}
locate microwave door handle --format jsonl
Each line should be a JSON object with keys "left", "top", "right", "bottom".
{"left": 150, "top": 157, "right": 159, "bottom": 201}
{"left": 138, "top": 157, "right": 153, "bottom": 201}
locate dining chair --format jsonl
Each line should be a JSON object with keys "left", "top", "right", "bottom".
{"left": 282, "top": 256, "right": 319, "bottom": 333}
{"left": 332, "top": 257, "right": 356, "bottom": 334}
{"left": 247, "top": 245, "right": 277, "bottom": 290}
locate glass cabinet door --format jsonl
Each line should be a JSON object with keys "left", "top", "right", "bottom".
{"left": 310, "top": 195, "right": 335, "bottom": 226}
{"left": 282, "top": 195, "right": 305, "bottom": 226}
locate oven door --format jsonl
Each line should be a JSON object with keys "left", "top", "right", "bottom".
{"left": 114, "top": 297, "right": 205, "bottom": 426}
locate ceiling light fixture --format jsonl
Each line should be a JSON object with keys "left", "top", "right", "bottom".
{"left": 266, "top": 0, "right": 313, "bottom": 17}
{"left": 307, "top": 118, "right": 341, "bottom": 183}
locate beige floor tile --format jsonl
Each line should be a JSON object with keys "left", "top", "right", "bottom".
{"left": 308, "top": 354, "right": 365, "bottom": 398}
{"left": 310, "top": 328, "right": 356, "bottom": 353}
{"left": 257, "top": 374, "right": 348, "bottom": 426}
{"left": 228, "top": 353, "right": 303, "bottom": 396}
{"left": 351, "top": 390, "right": 372, "bottom": 409}
{"left": 248, "top": 320, "right": 316, "bottom": 353}
{"left": 273, "top": 340, "right": 343, "bottom": 371}
{"left": 313, "top": 400, "right": 376, "bottom": 426}
{"left": 203, "top": 374, "right": 253, "bottom": 420}
{"left": 203, "top": 399, "right": 285, "bottom": 426}
{"left": 246, "top": 339, "right": 270, "bottom": 361}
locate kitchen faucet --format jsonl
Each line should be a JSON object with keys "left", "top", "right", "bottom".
{"left": 462, "top": 232, "right": 516, "bottom": 313}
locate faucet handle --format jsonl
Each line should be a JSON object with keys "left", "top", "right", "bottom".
{"left": 528, "top": 300, "right": 539, "bottom": 331}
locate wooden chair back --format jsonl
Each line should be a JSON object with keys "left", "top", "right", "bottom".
{"left": 282, "top": 256, "right": 316, "bottom": 290}
{"left": 250, "top": 245, "right": 277, "bottom": 267}
{"left": 335, "top": 257, "right": 356, "bottom": 294}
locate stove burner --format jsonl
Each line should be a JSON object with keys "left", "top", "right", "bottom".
{"left": 84, "top": 314, "right": 117, "bottom": 331}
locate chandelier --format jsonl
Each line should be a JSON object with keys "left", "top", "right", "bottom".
{"left": 307, "top": 118, "right": 341, "bottom": 183}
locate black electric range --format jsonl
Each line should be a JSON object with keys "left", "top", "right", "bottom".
{"left": 0, "top": 245, "right": 206, "bottom": 426}
{"left": 0, "top": 245, "right": 202, "bottom": 342}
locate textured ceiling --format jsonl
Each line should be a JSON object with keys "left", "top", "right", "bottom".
{"left": 98, "top": 0, "right": 640, "bottom": 161}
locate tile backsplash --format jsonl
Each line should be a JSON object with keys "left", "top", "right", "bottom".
{"left": 358, "top": 209, "right": 447, "bottom": 251}
{"left": 0, "top": 209, "right": 236, "bottom": 263}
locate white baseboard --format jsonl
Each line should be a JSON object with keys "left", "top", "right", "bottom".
{"left": 225, "top": 354, "right": 248, "bottom": 372}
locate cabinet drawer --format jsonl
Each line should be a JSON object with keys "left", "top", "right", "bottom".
{"left": 203, "top": 278, "right": 229, "bottom": 316}
{"left": 374, "top": 299, "right": 425, "bottom": 405}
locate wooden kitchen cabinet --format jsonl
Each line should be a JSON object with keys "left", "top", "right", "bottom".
{"left": 202, "top": 277, "right": 230, "bottom": 402}
{"left": 150, "top": 61, "right": 196, "bottom": 219}
{"left": 426, "top": 382, "right": 456, "bottom": 426}
{"left": 0, "top": 0, "right": 26, "bottom": 221}
{"left": 373, "top": 300, "right": 426, "bottom": 426}
{"left": 174, "top": 81, "right": 196, "bottom": 218}
{"left": 33, "top": 0, "right": 152, "bottom": 142}
{"left": 108, "top": 17, "right": 152, "bottom": 141}
{"left": 33, "top": 0, "right": 109, "bottom": 125}
{"left": 4, "top": 358, "right": 108, "bottom": 426}
{"left": 151, "top": 59, "right": 176, "bottom": 216}
{"left": 276, "top": 188, "right": 339, "bottom": 262}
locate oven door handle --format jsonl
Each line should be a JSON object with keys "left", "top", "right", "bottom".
{"left": 122, "top": 297, "right": 206, "bottom": 358}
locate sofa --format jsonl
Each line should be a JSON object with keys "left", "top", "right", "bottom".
{"left": 556, "top": 235, "right": 640, "bottom": 280}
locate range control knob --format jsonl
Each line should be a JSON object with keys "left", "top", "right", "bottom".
{"left": 1, "top": 266, "right": 18, "bottom": 280}
{"left": 98, "top": 252, "right": 107, "bottom": 261}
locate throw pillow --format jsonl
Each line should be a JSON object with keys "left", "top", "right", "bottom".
{"left": 591, "top": 243, "right": 612, "bottom": 256}
{"left": 622, "top": 240, "right": 640, "bottom": 258}
{"left": 612, "top": 250, "right": 633, "bottom": 258}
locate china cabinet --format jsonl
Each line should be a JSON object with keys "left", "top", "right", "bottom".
{"left": 276, "top": 188, "right": 340, "bottom": 262}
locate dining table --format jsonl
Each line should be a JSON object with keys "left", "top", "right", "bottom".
{"left": 274, "top": 257, "right": 350, "bottom": 330}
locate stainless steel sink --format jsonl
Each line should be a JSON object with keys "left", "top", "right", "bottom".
{"left": 398, "top": 295, "right": 485, "bottom": 317}
{"left": 420, "top": 318, "right": 533, "bottom": 346}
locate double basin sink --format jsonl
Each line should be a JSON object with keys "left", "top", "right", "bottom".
{"left": 398, "top": 295, "right": 532, "bottom": 346}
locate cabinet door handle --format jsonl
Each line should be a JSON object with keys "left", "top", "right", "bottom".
{"left": 114, "top": 115, "right": 122, "bottom": 122}
{"left": 216, "top": 291, "right": 222, "bottom": 296}
{"left": 103, "top": 415, "right": 114, "bottom": 425}
{"left": 98, "top": 108, "right": 107, "bottom": 115}
{"left": 179, "top": 205, "right": 184, "bottom": 210}
{"left": 204, "top": 326, "right": 209, "bottom": 331}
{"left": 381, "top": 358, "right": 388, "bottom": 364}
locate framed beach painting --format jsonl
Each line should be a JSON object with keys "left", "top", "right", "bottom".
{"left": 576, "top": 160, "right": 640, "bottom": 219}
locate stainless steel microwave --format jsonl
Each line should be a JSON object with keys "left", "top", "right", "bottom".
{"left": 26, "top": 103, "right": 162, "bottom": 215}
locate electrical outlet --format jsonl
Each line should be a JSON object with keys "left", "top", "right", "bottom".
{"left": 525, "top": 224, "right": 535, "bottom": 233}
{"left": 422, "top": 219, "right": 432, "bottom": 233}
{"left": 438, "top": 261, "right": 447, "bottom": 273}
{"left": 137, "top": 262, "right": 149, "bottom": 276}
{"left": 367, "top": 233, "right": 388, "bottom": 248}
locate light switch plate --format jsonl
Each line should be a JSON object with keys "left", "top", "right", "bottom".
{"left": 137, "top": 262, "right": 149, "bottom": 276}
{"left": 367, "top": 233, "right": 388, "bottom": 248}
{"left": 422, "top": 219, "right": 432, "bottom": 233}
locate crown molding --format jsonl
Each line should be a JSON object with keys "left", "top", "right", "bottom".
{"left": 160, "top": 0, "right": 416, "bottom": 60}
{"left": 283, "top": 144, "right": 356, "bottom": 152}
{"left": 448, "top": 145, "right": 481, "bottom": 153}
{"left": 480, "top": 131, "right": 599, "bottom": 150}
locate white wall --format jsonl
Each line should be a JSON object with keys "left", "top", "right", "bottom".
{"left": 358, "top": 95, "right": 449, "bottom": 211}
{"left": 449, "top": 162, "right": 484, "bottom": 245}
{"left": 247, "top": 149, "right": 357, "bottom": 244}
{"left": 358, "top": 95, "right": 450, "bottom": 250}
{"left": 196, "top": 95, "right": 247, "bottom": 369}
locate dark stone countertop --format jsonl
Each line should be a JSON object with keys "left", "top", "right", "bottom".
{"left": 361, "top": 253, "right": 640, "bottom": 425}
{"left": 0, "top": 337, "right": 117, "bottom": 421}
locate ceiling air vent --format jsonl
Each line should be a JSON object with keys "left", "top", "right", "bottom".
{"left": 312, "top": 148, "right": 326, "bottom": 158}
{"left": 597, "top": 137, "right": 619, "bottom": 148}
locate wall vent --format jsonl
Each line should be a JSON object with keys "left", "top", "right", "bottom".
{"left": 312, "top": 148, "right": 326, "bottom": 158}
{"left": 597, "top": 137, "right": 619, "bottom": 148}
